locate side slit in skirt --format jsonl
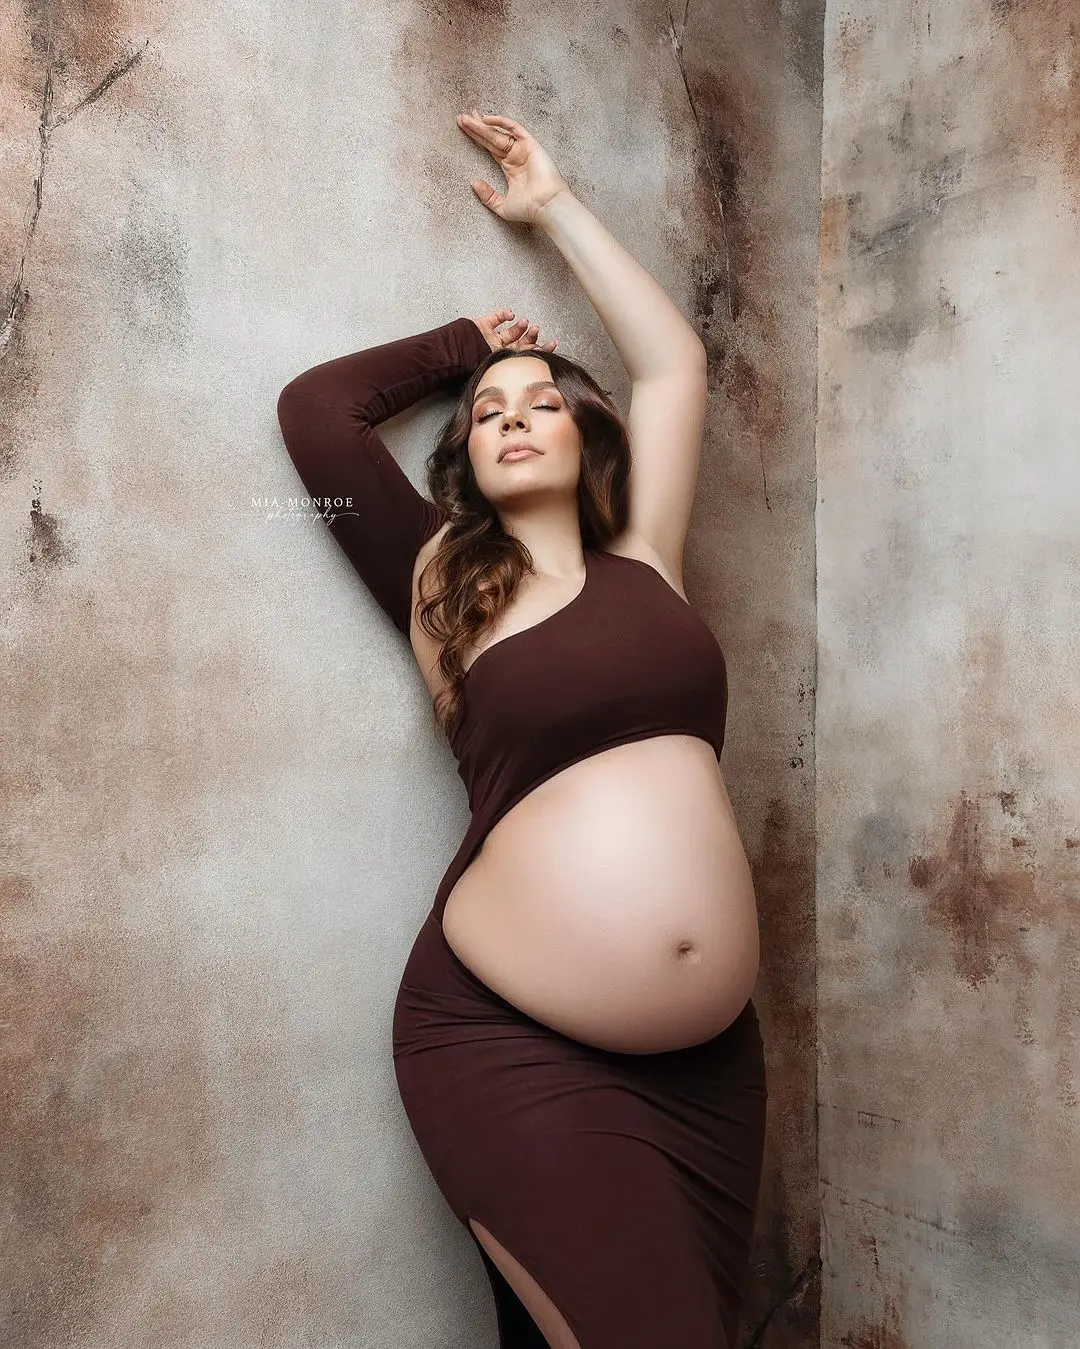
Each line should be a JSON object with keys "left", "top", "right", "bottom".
{"left": 392, "top": 906, "right": 768, "bottom": 1348}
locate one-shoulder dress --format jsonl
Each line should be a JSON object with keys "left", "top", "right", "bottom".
{"left": 276, "top": 316, "right": 768, "bottom": 1348}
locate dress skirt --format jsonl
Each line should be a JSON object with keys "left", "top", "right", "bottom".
{"left": 392, "top": 907, "right": 768, "bottom": 1348}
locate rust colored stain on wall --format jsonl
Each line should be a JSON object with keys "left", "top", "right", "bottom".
{"left": 989, "top": 0, "right": 1080, "bottom": 201}
{"left": 17, "top": 1, "right": 150, "bottom": 80}
{"left": 839, "top": 1293, "right": 907, "bottom": 1349}
{"left": 908, "top": 789, "right": 1054, "bottom": 989}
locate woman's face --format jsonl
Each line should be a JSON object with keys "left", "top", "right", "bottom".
{"left": 467, "top": 356, "right": 582, "bottom": 506}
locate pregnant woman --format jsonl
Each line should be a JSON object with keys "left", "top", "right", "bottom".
{"left": 277, "top": 110, "right": 767, "bottom": 1349}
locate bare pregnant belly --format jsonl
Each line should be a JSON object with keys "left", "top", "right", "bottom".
{"left": 440, "top": 735, "right": 761, "bottom": 1054}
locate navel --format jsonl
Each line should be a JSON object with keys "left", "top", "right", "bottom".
{"left": 674, "top": 939, "right": 702, "bottom": 964}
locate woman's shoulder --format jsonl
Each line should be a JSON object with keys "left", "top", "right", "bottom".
{"left": 417, "top": 519, "right": 453, "bottom": 567}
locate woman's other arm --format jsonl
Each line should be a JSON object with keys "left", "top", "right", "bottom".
{"left": 275, "top": 317, "right": 491, "bottom": 636}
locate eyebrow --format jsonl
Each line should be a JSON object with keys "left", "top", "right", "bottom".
{"left": 472, "top": 379, "right": 559, "bottom": 405}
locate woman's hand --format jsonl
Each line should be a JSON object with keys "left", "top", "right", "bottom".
{"left": 456, "top": 109, "right": 572, "bottom": 226}
{"left": 469, "top": 308, "right": 557, "bottom": 355}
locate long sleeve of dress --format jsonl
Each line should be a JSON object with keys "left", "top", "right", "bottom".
{"left": 276, "top": 316, "right": 492, "bottom": 636}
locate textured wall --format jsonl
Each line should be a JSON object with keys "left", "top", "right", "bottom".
{"left": 1, "top": 1, "right": 821, "bottom": 1346}
{"left": 818, "top": 1, "right": 1080, "bottom": 1344}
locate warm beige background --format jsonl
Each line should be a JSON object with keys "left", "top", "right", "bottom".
{"left": 3, "top": 1, "right": 1074, "bottom": 1346}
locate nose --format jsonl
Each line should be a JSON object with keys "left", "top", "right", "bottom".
{"left": 502, "top": 408, "right": 528, "bottom": 430}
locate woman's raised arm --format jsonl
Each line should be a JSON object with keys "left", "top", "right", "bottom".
{"left": 457, "top": 109, "right": 707, "bottom": 584}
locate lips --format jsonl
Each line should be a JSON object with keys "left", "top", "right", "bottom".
{"left": 500, "top": 440, "right": 541, "bottom": 462}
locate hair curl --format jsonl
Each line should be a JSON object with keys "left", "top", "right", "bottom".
{"left": 416, "top": 346, "right": 632, "bottom": 742}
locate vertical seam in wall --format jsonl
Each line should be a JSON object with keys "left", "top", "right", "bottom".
{"left": 813, "top": 12, "right": 828, "bottom": 1285}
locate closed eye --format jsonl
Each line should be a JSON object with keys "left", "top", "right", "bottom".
{"left": 477, "top": 403, "right": 560, "bottom": 423}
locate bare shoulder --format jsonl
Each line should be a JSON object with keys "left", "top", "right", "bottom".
{"left": 414, "top": 519, "right": 452, "bottom": 578}
{"left": 600, "top": 529, "right": 688, "bottom": 603}
{"left": 409, "top": 521, "right": 453, "bottom": 697}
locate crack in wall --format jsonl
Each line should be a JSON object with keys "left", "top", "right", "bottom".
{"left": 745, "top": 1252, "right": 823, "bottom": 1346}
{"left": 0, "top": 38, "right": 148, "bottom": 364}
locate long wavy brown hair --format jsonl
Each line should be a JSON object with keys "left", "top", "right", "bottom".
{"left": 416, "top": 346, "right": 632, "bottom": 743}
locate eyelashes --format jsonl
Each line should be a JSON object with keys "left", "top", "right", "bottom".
{"left": 477, "top": 403, "right": 560, "bottom": 423}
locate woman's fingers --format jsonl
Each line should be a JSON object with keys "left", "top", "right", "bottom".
{"left": 507, "top": 324, "right": 558, "bottom": 353}
{"left": 470, "top": 178, "right": 506, "bottom": 215}
{"left": 502, "top": 320, "right": 532, "bottom": 347}
{"left": 473, "top": 310, "right": 556, "bottom": 353}
{"left": 455, "top": 113, "right": 487, "bottom": 148}
{"left": 456, "top": 111, "right": 503, "bottom": 152}
{"left": 479, "top": 112, "right": 529, "bottom": 140}
{"left": 457, "top": 110, "right": 527, "bottom": 158}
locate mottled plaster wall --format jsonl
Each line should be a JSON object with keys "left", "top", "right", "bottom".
{"left": 819, "top": 1, "right": 1080, "bottom": 1345}
{"left": 2, "top": 2, "right": 821, "bottom": 1347}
